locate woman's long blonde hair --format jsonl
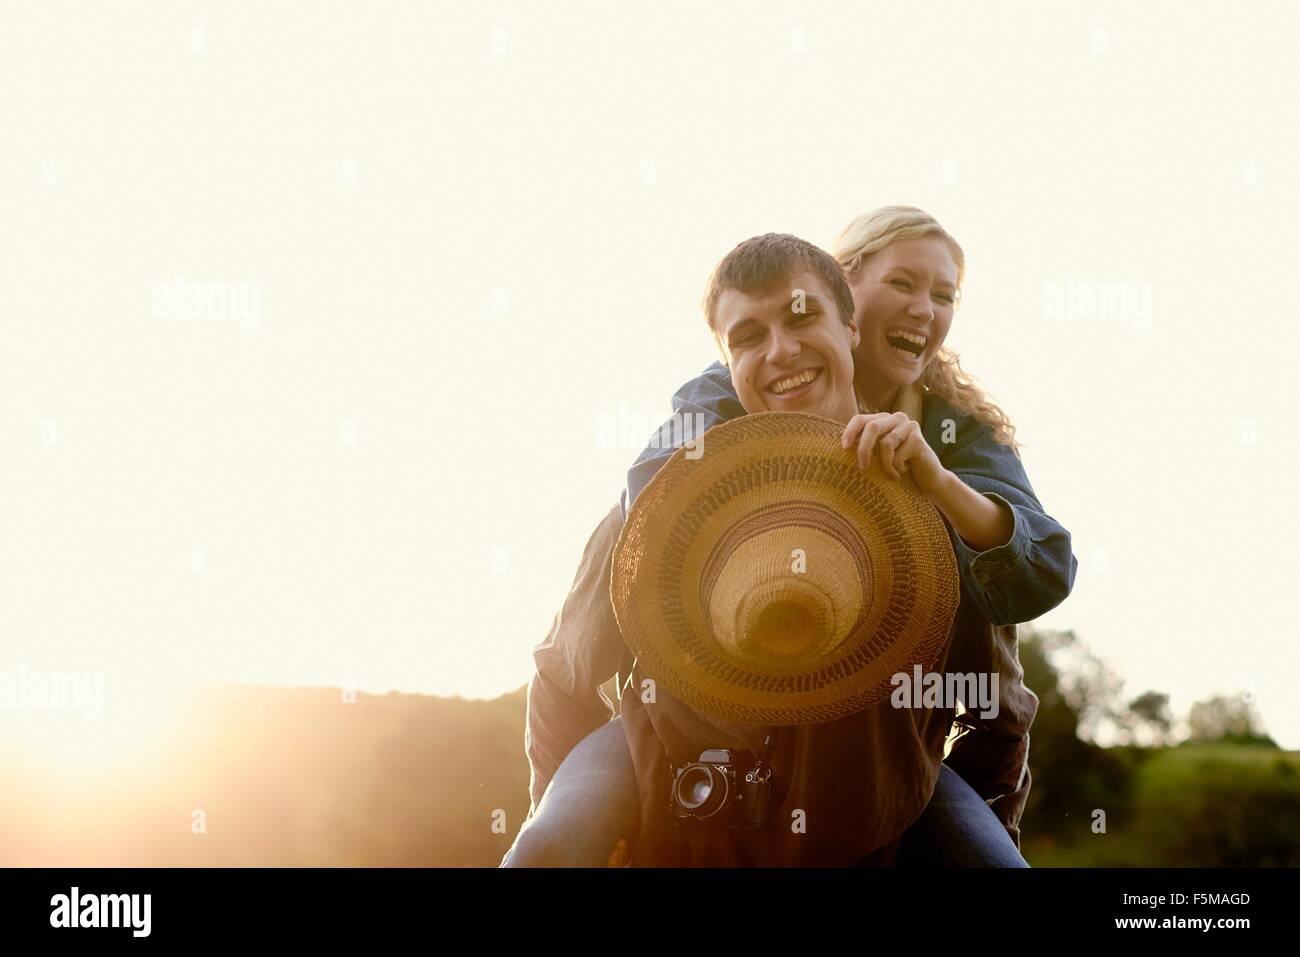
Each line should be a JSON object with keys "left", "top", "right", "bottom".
{"left": 833, "top": 205, "right": 1020, "bottom": 451}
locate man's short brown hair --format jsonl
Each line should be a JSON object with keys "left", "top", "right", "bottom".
{"left": 702, "top": 233, "right": 857, "bottom": 336}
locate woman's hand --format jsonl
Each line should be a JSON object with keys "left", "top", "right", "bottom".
{"left": 843, "top": 412, "right": 1016, "bottom": 553}
{"left": 841, "top": 412, "right": 948, "bottom": 497}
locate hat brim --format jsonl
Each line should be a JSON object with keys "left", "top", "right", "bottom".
{"left": 610, "top": 411, "right": 960, "bottom": 726}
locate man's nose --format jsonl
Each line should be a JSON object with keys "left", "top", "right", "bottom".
{"left": 765, "top": 326, "right": 801, "bottom": 363}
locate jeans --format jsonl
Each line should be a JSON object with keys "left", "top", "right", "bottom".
{"left": 500, "top": 716, "right": 1029, "bottom": 867}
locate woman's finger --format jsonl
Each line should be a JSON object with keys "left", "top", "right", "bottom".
{"left": 878, "top": 430, "right": 899, "bottom": 479}
{"left": 856, "top": 425, "right": 879, "bottom": 471}
{"left": 841, "top": 414, "right": 869, "bottom": 450}
{"left": 878, "top": 421, "right": 915, "bottom": 479}
{"left": 856, "top": 413, "right": 909, "bottom": 471}
{"left": 888, "top": 427, "right": 922, "bottom": 479}
{"left": 841, "top": 412, "right": 891, "bottom": 451}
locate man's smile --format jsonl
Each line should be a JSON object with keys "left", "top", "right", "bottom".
{"left": 765, "top": 366, "right": 823, "bottom": 400}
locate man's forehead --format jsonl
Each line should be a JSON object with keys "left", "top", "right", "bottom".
{"left": 717, "top": 271, "right": 831, "bottom": 321}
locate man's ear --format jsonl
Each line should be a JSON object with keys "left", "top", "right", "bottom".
{"left": 846, "top": 315, "right": 861, "bottom": 350}
{"left": 713, "top": 334, "right": 731, "bottom": 367}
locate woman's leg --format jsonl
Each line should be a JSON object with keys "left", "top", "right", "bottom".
{"left": 500, "top": 715, "right": 640, "bottom": 867}
{"left": 894, "top": 763, "right": 1030, "bottom": 867}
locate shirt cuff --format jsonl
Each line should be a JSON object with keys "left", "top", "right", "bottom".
{"left": 949, "top": 492, "right": 1027, "bottom": 583}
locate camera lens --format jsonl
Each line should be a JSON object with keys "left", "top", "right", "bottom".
{"left": 680, "top": 770, "right": 712, "bottom": 806}
{"left": 675, "top": 764, "right": 727, "bottom": 818}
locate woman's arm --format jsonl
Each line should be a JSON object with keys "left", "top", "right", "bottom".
{"left": 626, "top": 369, "right": 1077, "bottom": 625}
{"left": 926, "top": 470, "right": 1016, "bottom": 552}
{"left": 923, "top": 402, "right": 1078, "bottom": 626}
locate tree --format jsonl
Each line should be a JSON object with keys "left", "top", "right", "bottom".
{"left": 1123, "top": 691, "right": 1173, "bottom": 747}
{"left": 1023, "top": 628, "right": 1126, "bottom": 744}
{"left": 1185, "top": 694, "right": 1274, "bottom": 746}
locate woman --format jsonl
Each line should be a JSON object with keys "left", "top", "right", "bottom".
{"left": 504, "top": 207, "right": 1075, "bottom": 866}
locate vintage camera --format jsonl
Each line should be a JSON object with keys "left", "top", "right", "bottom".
{"left": 669, "top": 736, "right": 774, "bottom": 830}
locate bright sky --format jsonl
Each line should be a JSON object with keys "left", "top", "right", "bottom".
{"left": 2, "top": 1, "right": 1297, "bottom": 750}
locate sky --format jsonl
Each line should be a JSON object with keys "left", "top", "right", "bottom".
{"left": 2, "top": 0, "right": 1298, "bottom": 752}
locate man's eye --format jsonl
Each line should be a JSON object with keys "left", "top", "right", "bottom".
{"left": 791, "top": 312, "right": 815, "bottom": 324}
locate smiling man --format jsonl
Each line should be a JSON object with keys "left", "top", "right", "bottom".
{"left": 704, "top": 233, "right": 863, "bottom": 424}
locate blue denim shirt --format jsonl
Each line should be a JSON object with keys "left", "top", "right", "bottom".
{"left": 625, "top": 361, "right": 1077, "bottom": 627}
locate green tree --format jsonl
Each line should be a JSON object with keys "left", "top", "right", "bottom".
{"left": 1123, "top": 690, "right": 1173, "bottom": 747}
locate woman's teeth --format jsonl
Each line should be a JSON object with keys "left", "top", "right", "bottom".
{"left": 885, "top": 329, "right": 927, "bottom": 360}
{"left": 769, "top": 368, "right": 820, "bottom": 395}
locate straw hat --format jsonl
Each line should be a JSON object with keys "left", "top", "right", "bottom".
{"left": 610, "top": 411, "right": 960, "bottom": 726}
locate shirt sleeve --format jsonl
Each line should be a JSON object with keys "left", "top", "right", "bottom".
{"left": 625, "top": 361, "right": 745, "bottom": 511}
{"left": 928, "top": 409, "right": 1078, "bottom": 626}
{"left": 523, "top": 503, "right": 632, "bottom": 817}
{"left": 943, "top": 618, "right": 1040, "bottom": 851}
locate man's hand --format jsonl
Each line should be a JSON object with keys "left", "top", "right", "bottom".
{"left": 842, "top": 412, "right": 947, "bottom": 497}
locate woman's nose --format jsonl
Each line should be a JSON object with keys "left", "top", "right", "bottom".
{"left": 908, "top": 294, "right": 935, "bottom": 322}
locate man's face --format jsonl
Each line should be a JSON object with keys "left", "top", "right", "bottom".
{"left": 715, "top": 270, "right": 860, "bottom": 424}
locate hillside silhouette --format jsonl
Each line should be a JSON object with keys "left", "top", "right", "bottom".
{"left": 3, "top": 629, "right": 1298, "bottom": 866}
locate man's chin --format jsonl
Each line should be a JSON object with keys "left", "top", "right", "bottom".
{"left": 765, "top": 397, "right": 836, "bottom": 418}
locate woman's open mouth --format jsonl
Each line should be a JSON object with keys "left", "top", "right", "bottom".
{"left": 766, "top": 367, "right": 822, "bottom": 401}
{"left": 885, "top": 328, "right": 927, "bottom": 363}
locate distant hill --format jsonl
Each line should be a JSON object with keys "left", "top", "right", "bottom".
{"left": 3, "top": 681, "right": 1297, "bottom": 867}
{"left": 0, "top": 684, "right": 532, "bottom": 867}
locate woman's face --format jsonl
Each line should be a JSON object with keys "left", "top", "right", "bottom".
{"left": 846, "top": 235, "right": 959, "bottom": 396}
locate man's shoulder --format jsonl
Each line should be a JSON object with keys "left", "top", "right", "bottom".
{"left": 690, "top": 361, "right": 732, "bottom": 389}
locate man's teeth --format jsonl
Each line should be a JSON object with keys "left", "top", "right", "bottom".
{"left": 770, "top": 368, "right": 819, "bottom": 395}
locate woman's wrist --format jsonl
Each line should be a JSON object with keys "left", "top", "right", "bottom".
{"left": 928, "top": 469, "right": 1015, "bottom": 553}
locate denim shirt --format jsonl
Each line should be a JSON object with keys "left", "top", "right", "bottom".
{"left": 625, "top": 361, "right": 1078, "bottom": 627}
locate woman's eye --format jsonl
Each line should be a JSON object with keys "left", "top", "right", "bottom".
{"left": 890, "top": 279, "right": 911, "bottom": 290}
{"left": 935, "top": 294, "right": 954, "bottom": 304}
